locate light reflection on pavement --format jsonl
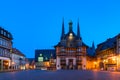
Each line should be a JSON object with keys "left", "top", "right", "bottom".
{"left": 0, "top": 70, "right": 120, "bottom": 80}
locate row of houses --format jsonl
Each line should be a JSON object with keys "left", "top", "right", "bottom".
{"left": 95, "top": 34, "right": 120, "bottom": 71}
{"left": 0, "top": 27, "right": 35, "bottom": 71}
{"left": 35, "top": 20, "right": 120, "bottom": 71}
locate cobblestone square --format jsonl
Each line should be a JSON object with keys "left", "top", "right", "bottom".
{"left": 0, "top": 70, "right": 120, "bottom": 80}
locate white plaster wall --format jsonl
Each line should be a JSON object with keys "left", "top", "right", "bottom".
{"left": 82, "top": 57, "right": 86, "bottom": 70}
{"left": 56, "top": 56, "right": 61, "bottom": 70}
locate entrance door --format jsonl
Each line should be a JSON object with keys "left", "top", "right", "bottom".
{"left": 3, "top": 60, "right": 9, "bottom": 70}
{"left": 69, "top": 59, "right": 73, "bottom": 69}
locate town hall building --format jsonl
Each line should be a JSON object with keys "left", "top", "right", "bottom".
{"left": 55, "top": 20, "right": 88, "bottom": 70}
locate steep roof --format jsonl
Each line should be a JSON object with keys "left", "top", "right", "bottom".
{"left": 96, "top": 35, "right": 118, "bottom": 52}
{"left": 0, "top": 27, "right": 13, "bottom": 40}
{"left": 55, "top": 20, "right": 88, "bottom": 48}
{"left": 12, "top": 48, "right": 25, "bottom": 57}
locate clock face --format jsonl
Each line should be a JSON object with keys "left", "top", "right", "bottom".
{"left": 70, "top": 33, "right": 73, "bottom": 36}
{"left": 69, "top": 33, "right": 73, "bottom": 40}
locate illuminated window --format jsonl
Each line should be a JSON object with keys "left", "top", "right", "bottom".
{"left": 38, "top": 57, "right": 43, "bottom": 62}
{"left": 40, "top": 54, "right": 42, "bottom": 56}
{"left": 45, "top": 57, "right": 48, "bottom": 60}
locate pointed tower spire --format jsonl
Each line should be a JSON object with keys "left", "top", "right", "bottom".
{"left": 61, "top": 18, "right": 65, "bottom": 40}
{"left": 92, "top": 41, "right": 95, "bottom": 49}
{"left": 77, "top": 18, "right": 81, "bottom": 39}
{"left": 69, "top": 20, "right": 73, "bottom": 32}
{"left": 92, "top": 41, "right": 96, "bottom": 56}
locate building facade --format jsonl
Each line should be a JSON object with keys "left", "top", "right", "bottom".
{"left": 11, "top": 48, "right": 26, "bottom": 70}
{"left": 27, "top": 58, "right": 35, "bottom": 69}
{"left": 35, "top": 49, "right": 56, "bottom": 70}
{"left": 55, "top": 20, "right": 88, "bottom": 70}
{"left": 96, "top": 34, "right": 120, "bottom": 71}
{"left": 86, "top": 42, "right": 97, "bottom": 70}
{"left": 0, "top": 27, "right": 13, "bottom": 71}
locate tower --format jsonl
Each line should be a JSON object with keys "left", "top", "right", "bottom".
{"left": 77, "top": 19, "right": 81, "bottom": 40}
{"left": 55, "top": 19, "right": 88, "bottom": 70}
{"left": 61, "top": 18, "right": 65, "bottom": 40}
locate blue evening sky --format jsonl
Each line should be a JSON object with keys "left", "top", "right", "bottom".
{"left": 0, "top": 0, "right": 120, "bottom": 58}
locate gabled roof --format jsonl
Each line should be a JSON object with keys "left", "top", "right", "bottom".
{"left": 12, "top": 48, "right": 25, "bottom": 57}
{"left": 82, "top": 42, "right": 89, "bottom": 47}
{"left": 96, "top": 34, "right": 118, "bottom": 52}
{"left": 54, "top": 42, "right": 64, "bottom": 47}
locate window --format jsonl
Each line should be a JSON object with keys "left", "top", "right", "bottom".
{"left": 40, "top": 54, "right": 42, "bottom": 57}
{"left": 2, "top": 49, "right": 5, "bottom": 56}
{"left": 38, "top": 57, "right": 43, "bottom": 62}
{"left": 0, "top": 38, "right": 1, "bottom": 45}
{"left": 119, "top": 48, "right": 120, "bottom": 52}
{"left": 118, "top": 41, "right": 120, "bottom": 46}
{"left": 77, "top": 48, "right": 81, "bottom": 51}
{"left": 61, "top": 57, "right": 65, "bottom": 60}
{"left": 8, "top": 33, "right": 10, "bottom": 38}
{"left": 61, "top": 48, "right": 65, "bottom": 52}
{"left": 45, "top": 57, "right": 48, "bottom": 60}
{"left": 1, "top": 30, "right": 3, "bottom": 34}
{"left": 4, "top": 32, "right": 6, "bottom": 36}
{"left": 0, "top": 48, "right": 2, "bottom": 56}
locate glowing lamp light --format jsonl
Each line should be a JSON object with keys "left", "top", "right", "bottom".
{"left": 12, "top": 62, "right": 15, "bottom": 65}
{"left": 103, "top": 60, "right": 106, "bottom": 62}
{"left": 112, "top": 57, "right": 116, "bottom": 61}
{"left": 94, "top": 62, "right": 97, "bottom": 64}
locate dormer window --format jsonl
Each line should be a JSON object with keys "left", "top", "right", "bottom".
{"left": 1, "top": 30, "right": 3, "bottom": 34}
{"left": 4, "top": 31, "right": 6, "bottom": 36}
